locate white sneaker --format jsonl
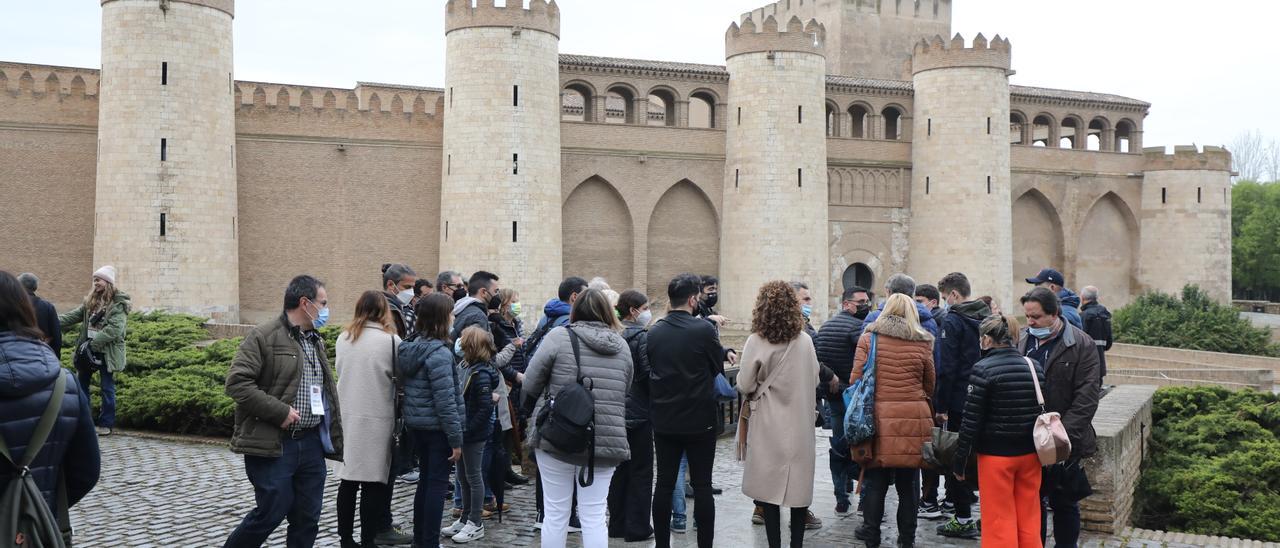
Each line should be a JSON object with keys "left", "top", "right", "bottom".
{"left": 442, "top": 518, "right": 466, "bottom": 536}
{"left": 452, "top": 521, "right": 485, "bottom": 543}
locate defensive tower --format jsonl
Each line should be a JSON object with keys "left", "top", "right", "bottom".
{"left": 1139, "top": 146, "right": 1233, "bottom": 301}
{"left": 721, "top": 15, "right": 831, "bottom": 322}
{"left": 96, "top": 0, "right": 239, "bottom": 320}
{"left": 907, "top": 34, "right": 1014, "bottom": 307}
{"left": 440, "top": 0, "right": 562, "bottom": 320}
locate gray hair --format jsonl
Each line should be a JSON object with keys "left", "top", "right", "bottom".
{"left": 790, "top": 281, "right": 810, "bottom": 291}
{"left": 1081, "top": 285, "right": 1099, "bottom": 302}
{"left": 885, "top": 273, "right": 916, "bottom": 297}
{"left": 381, "top": 263, "right": 416, "bottom": 287}
{"left": 436, "top": 270, "right": 460, "bottom": 289}
{"left": 17, "top": 273, "right": 38, "bottom": 292}
{"left": 589, "top": 277, "right": 611, "bottom": 291}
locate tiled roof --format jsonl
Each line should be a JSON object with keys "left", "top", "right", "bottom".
{"left": 560, "top": 54, "right": 728, "bottom": 77}
{"left": 357, "top": 81, "right": 445, "bottom": 93}
{"left": 826, "top": 75, "right": 913, "bottom": 91}
{"left": 1010, "top": 85, "right": 1149, "bottom": 109}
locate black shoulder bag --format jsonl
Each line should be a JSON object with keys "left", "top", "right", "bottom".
{"left": 534, "top": 326, "right": 597, "bottom": 487}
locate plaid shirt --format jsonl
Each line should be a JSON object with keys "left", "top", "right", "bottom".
{"left": 293, "top": 328, "right": 326, "bottom": 430}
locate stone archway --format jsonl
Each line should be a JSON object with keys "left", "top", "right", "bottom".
{"left": 646, "top": 180, "right": 719, "bottom": 308}
{"left": 1078, "top": 192, "right": 1139, "bottom": 306}
{"left": 1011, "top": 189, "right": 1065, "bottom": 294}
{"left": 842, "top": 263, "right": 875, "bottom": 292}
{"left": 562, "top": 176, "right": 634, "bottom": 287}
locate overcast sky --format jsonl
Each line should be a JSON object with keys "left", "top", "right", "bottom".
{"left": 2, "top": 0, "right": 1273, "bottom": 149}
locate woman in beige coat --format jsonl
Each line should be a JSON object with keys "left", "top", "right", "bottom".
{"left": 737, "top": 281, "right": 821, "bottom": 548}
{"left": 334, "top": 290, "right": 403, "bottom": 548}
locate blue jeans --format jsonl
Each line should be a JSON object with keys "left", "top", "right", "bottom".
{"left": 224, "top": 428, "right": 327, "bottom": 548}
{"left": 411, "top": 429, "right": 453, "bottom": 547}
{"left": 670, "top": 454, "right": 688, "bottom": 519}
{"left": 826, "top": 391, "right": 857, "bottom": 505}
{"left": 77, "top": 363, "right": 115, "bottom": 427}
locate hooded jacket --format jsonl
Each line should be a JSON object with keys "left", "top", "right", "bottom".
{"left": 848, "top": 315, "right": 936, "bottom": 469}
{"left": 450, "top": 296, "right": 491, "bottom": 342}
{"left": 397, "top": 336, "right": 465, "bottom": 448}
{"left": 522, "top": 322, "right": 634, "bottom": 467}
{"left": 0, "top": 331, "right": 100, "bottom": 511}
{"left": 59, "top": 290, "right": 132, "bottom": 373}
{"left": 936, "top": 299, "right": 992, "bottom": 418}
{"left": 620, "top": 320, "right": 651, "bottom": 427}
{"left": 1057, "top": 288, "right": 1084, "bottom": 330}
{"left": 459, "top": 360, "right": 497, "bottom": 444}
{"left": 953, "top": 346, "right": 1046, "bottom": 476}
{"left": 1018, "top": 323, "right": 1100, "bottom": 459}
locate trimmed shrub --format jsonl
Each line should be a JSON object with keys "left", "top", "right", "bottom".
{"left": 1114, "top": 285, "right": 1279, "bottom": 357}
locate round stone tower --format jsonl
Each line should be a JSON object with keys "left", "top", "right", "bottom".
{"left": 721, "top": 16, "right": 831, "bottom": 323}
{"left": 1138, "top": 146, "right": 1233, "bottom": 301}
{"left": 908, "top": 33, "right": 1013, "bottom": 307}
{"left": 441, "top": 0, "right": 562, "bottom": 318}
{"left": 97, "top": 0, "right": 239, "bottom": 321}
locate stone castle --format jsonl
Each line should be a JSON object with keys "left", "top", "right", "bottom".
{"left": 0, "top": 0, "right": 1232, "bottom": 325}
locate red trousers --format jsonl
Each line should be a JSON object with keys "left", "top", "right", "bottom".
{"left": 977, "top": 453, "right": 1042, "bottom": 547}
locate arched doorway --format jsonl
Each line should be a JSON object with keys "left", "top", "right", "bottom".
{"left": 1011, "top": 189, "right": 1065, "bottom": 294}
{"left": 562, "top": 177, "right": 634, "bottom": 287}
{"left": 647, "top": 181, "right": 719, "bottom": 308}
{"left": 842, "top": 263, "right": 874, "bottom": 292}
{"left": 1077, "top": 192, "right": 1138, "bottom": 306}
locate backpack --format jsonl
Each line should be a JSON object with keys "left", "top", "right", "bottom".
{"left": 842, "top": 333, "right": 879, "bottom": 457}
{"left": 524, "top": 314, "right": 567, "bottom": 362}
{"left": 0, "top": 371, "right": 70, "bottom": 548}
{"left": 534, "top": 326, "right": 597, "bottom": 487}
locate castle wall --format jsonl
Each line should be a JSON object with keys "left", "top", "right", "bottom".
{"left": 1139, "top": 148, "right": 1232, "bottom": 301}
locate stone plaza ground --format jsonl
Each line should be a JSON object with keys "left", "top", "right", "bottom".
{"left": 70, "top": 429, "right": 1190, "bottom": 547}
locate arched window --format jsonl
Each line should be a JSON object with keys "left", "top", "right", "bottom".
{"left": 1061, "top": 117, "right": 1082, "bottom": 149}
{"left": 689, "top": 91, "right": 717, "bottom": 128}
{"left": 1010, "top": 112, "right": 1027, "bottom": 145}
{"left": 605, "top": 85, "right": 636, "bottom": 124}
{"left": 561, "top": 83, "right": 593, "bottom": 122}
{"left": 882, "top": 106, "right": 903, "bottom": 140}
{"left": 826, "top": 102, "right": 838, "bottom": 137}
{"left": 1087, "top": 117, "right": 1109, "bottom": 151}
{"left": 1032, "top": 114, "right": 1054, "bottom": 147}
{"left": 848, "top": 104, "right": 870, "bottom": 139}
{"left": 842, "top": 263, "right": 875, "bottom": 292}
{"left": 1115, "top": 120, "right": 1135, "bottom": 153}
{"left": 647, "top": 88, "right": 677, "bottom": 127}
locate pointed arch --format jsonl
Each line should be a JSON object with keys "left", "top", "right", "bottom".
{"left": 299, "top": 89, "right": 314, "bottom": 109}
{"left": 234, "top": 85, "right": 243, "bottom": 105}
{"left": 646, "top": 180, "right": 719, "bottom": 306}
{"left": 368, "top": 92, "right": 382, "bottom": 112}
{"left": 0, "top": 70, "right": 8, "bottom": 92}
{"left": 413, "top": 95, "right": 427, "bottom": 114}
{"left": 70, "top": 75, "right": 86, "bottom": 96}
{"left": 344, "top": 92, "right": 359, "bottom": 111}
{"left": 1011, "top": 189, "right": 1065, "bottom": 295}
{"left": 1077, "top": 192, "right": 1139, "bottom": 306}
{"left": 275, "top": 87, "right": 290, "bottom": 108}
{"left": 252, "top": 86, "right": 267, "bottom": 108}
{"left": 391, "top": 94, "right": 405, "bottom": 114}
{"left": 323, "top": 90, "right": 337, "bottom": 108}
{"left": 562, "top": 176, "right": 634, "bottom": 288}
{"left": 18, "top": 72, "right": 34, "bottom": 93}
{"left": 44, "top": 72, "right": 59, "bottom": 94}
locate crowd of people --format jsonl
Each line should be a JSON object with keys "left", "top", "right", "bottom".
{"left": 0, "top": 260, "right": 1118, "bottom": 548}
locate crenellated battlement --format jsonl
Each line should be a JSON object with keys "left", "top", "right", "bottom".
{"left": 911, "top": 33, "right": 1010, "bottom": 75}
{"left": 742, "top": 0, "right": 949, "bottom": 24}
{"left": 445, "top": 0, "right": 560, "bottom": 39}
{"left": 233, "top": 81, "right": 442, "bottom": 117}
{"left": 725, "top": 15, "right": 825, "bottom": 60}
{"left": 232, "top": 81, "right": 443, "bottom": 143}
{"left": 1143, "top": 145, "right": 1233, "bottom": 172}
{"left": 0, "top": 63, "right": 100, "bottom": 97}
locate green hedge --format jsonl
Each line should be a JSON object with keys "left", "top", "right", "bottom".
{"left": 1134, "top": 387, "right": 1280, "bottom": 541}
{"left": 1114, "top": 285, "right": 1280, "bottom": 357}
{"left": 63, "top": 313, "right": 344, "bottom": 437}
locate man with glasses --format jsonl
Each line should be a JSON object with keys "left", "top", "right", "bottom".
{"left": 438, "top": 270, "right": 467, "bottom": 302}
{"left": 224, "top": 275, "right": 344, "bottom": 547}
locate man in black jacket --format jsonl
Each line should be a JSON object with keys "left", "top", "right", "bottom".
{"left": 1019, "top": 287, "right": 1101, "bottom": 548}
{"left": 380, "top": 263, "right": 418, "bottom": 339}
{"left": 1079, "top": 285, "right": 1113, "bottom": 380}
{"left": 18, "top": 273, "right": 62, "bottom": 357}
{"left": 450, "top": 271, "right": 499, "bottom": 342}
{"left": 814, "top": 285, "right": 870, "bottom": 514}
{"left": 648, "top": 273, "right": 725, "bottom": 548}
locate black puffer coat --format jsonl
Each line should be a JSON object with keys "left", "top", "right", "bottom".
{"left": 621, "top": 321, "right": 651, "bottom": 427}
{"left": 814, "top": 310, "right": 863, "bottom": 385}
{"left": 953, "top": 347, "right": 1046, "bottom": 476}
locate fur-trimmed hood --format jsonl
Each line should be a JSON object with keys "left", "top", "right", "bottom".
{"left": 866, "top": 313, "right": 934, "bottom": 343}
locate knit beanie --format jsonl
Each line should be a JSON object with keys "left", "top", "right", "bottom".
{"left": 93, "top": 265, "right": 117, "bottom": 286}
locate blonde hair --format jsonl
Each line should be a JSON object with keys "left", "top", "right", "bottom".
{"left": 85, "top": 281, "right": 116, "bottom": 318}
{"left": 881, "top": 293, "right": 931, "bottom": 339}
{"left": 459, "top": 325, "right": 496, "bottom": 364}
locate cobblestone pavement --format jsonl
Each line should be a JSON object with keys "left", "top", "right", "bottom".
{"left": 71, "top": 430, "right": 1179, "bottom": 547}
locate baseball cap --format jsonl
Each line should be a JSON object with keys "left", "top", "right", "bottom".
{"left": 1025, "top": 268, "right": 1065, "bottom": 287}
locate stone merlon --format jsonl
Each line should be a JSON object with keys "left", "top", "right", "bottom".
{"left": 725, "top": 15, "right": 826, "bottom": 59}
{"left": 445, "top": 0, "right": 560, "bottom": 39}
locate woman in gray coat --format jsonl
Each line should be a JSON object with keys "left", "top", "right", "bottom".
{"left": 522, "top": 288, "right": 633, "bottom": 548}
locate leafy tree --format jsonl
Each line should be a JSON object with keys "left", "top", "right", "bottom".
{"left": 1233, "top": 181, "right": 1280, "bottom": 301}
{"left": 1114, "top": 285, "right": 1278, "bottom": 357}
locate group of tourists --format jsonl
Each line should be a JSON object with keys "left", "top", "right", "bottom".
{"left": 0, "top": 258, "right": 1116, "bottom": 548}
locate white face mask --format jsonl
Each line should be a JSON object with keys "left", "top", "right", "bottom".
{"left": 397, "top": 289, "right": 414, "bottom": 305}
{"left": 636, "top": 310, "right": 653, "bottom": 326}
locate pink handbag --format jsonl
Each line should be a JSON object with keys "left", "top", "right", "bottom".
{"left": 1025, "top": 357, "right": 1072, "bottom": 466}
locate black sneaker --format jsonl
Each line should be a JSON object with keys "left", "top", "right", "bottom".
{"left": 936, "top": 517, "right": 980, "bottom": 539}
{"left": 917, "top": 502, "right": 944, "bottom": 520}
{"left": 835, "top": 501, "right": 851, "bottom": 515}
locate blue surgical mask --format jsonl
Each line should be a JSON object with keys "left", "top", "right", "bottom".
{"left": 312, "top": 305, "right": 330, "bottom": 329}
{"left": 454, "top": 338, "right": 463, "bottom": 356}
{"left": 1028, "top": 326, "right": 1052, "bottom": 339}
{"left": 801, "top": 304, "right": 813, "bottom": 320}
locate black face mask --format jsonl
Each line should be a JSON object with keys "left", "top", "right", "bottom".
{"left": 852, "top": 304, "right": 872, "bottom": 320}
{"left": 704, "top": 293, "right": 718, "bottom": 308}
{"left": 488, "top": 293, "right": 503, "bottom": 311}
{"left": 452, "top": 287, "right": 467, "bottom": 302}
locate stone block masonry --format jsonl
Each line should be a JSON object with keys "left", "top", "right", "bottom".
{"left": 1082, "top": 384, "right": 1157, "bottom": 535}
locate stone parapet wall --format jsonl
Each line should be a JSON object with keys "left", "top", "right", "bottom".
{"left": 1110, "top": 343, "right": 1280, "bottom": 375}
{"left": 1082, "top": 384, "right": 1156, "bottom": 535}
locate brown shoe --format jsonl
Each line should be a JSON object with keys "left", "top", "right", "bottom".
{"left": 483, "top": 502, "right": 510, "bottom": 513}
{"left": 751, "top": 505, "right": 764, "bottom": 525}
{"left": 804, "top": 510, "right": 822, "bottom": 530}
{"left": 451, "top": 507, "right": 463, "bottom": 518}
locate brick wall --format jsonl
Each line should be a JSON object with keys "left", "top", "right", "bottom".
{"left": 1082, "top": 384, "right": 1156, "bottom": 535}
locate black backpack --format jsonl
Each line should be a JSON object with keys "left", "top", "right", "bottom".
{"left": 534, "top": 326, "right": 597, "bottom": 486}
{"left": 0, "top": 371, "right": 71, "bottom": 548}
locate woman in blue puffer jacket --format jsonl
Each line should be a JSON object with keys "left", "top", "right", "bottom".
{"left": 398, "top": 292, "right": 464, "bottom": 548}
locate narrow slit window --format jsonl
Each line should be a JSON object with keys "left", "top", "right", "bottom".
{"left": 798, "top": 105, "right": 803, "bottom": 124}
{"left": 928, "top": 118, "right": 932, "bottom": 136}
{"left": 228, "top": 73, "right": 232, "bottom": 94}
{"left": 162, "top": 62, "right": 168, "bottom": 85}
{"left": 987, "top": 176, "right": 992, "bottom": 194}
{"left": 159, "top": 213, "right": 167, "bottom": 236}
{"left": 1161, "top": 187, "right": 1167, "bottom": 204}
{"left": 735, "top": 169, "right": 739, "bottom": 189}
{"left": 447, "top": 154, "right": 451, "bottom": 175}
{"left": 512, "top": 153, "right": 518, "bottom": 175}
{"left": 512, "top": 221, "right": 518, "bottom": 243}
{"left": 513, "top": 85, "right": 519, "bottom": 107}
{"left": 449, "top": 88, "right": 453, "bottom": 108}
{"left": 797, "top": 168, "right": 803, "bottom": 188}
{"left": 738, "top": 107, "right": 742, "bottom": 125}
{"left": 987, "top": 117, "right": 991, "bottom": 134}
{"left": 1197, "top": 187, "right": 1202, "bottom": 203}
{"left": 1224, "top": 188, "right": 1228, "bottom": 203}
{"left": 445, "top": 221, "right": 449, "bottom": 241}
{"left": 232, "top": 216, "right": 237, "bottom": 239}
{"left": 160, "top": 138, "right": 167, "bottom": 161}
{"left": 926, "top": 176, "right": 930, "bottom": 195}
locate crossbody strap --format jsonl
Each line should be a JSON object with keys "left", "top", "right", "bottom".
{"left": 0, "top": 369, "right": 67, "bottom": 468}
{"left": 749, "top": 335, "right": 798, "bottom": 403}
{"left": 862, "top": 333, "right": 879, "bottom": 381}
{"left": 1024, "top": 357, "right": 1046, "bottom": 411}
{"left": 565, "top": 326, "right": 585, "bottom": 385}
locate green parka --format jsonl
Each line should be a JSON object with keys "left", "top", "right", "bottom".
{"left": 58, "top": 291, "right": 131, "bottom": 373}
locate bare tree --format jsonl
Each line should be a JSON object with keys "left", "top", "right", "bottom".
{"left": 1230, "top": 130, "right": 1268, "bottom": 181}
{"left": 1265, "top": 139, "right": 1280, "bottom": 183}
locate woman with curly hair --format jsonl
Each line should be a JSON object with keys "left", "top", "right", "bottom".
{"left": 736, "top": 280, "right": 821, "bottom": 548}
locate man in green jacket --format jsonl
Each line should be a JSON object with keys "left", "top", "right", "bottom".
{"left": 224, "top": 275, "right": 344, "bottom": 548}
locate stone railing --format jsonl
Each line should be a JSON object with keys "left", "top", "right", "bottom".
{"left": 1105, "top": 343, "right": 1280, "bottom": 391}
{"left": 1081, "top": 384, "right": 1157, "bottom": 535}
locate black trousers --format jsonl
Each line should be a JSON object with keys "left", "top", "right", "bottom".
{"left": 652, "top": 429, "right": 716, "bottom": 548}
{"left": 942, "top": 419, "right": 974, "bottom": 518}
{"left": 862, "top": 468, "right": 920, "bottom": 547}
{"left": 760, "top": 503, "right": 806, "bottom": 548}
{"left": 607, "top": 422, "right": 655, "bottom": 541}
{"left": 336, "top": 479, "right": 391, "bottom": 543}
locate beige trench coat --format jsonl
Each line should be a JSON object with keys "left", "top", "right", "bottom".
{"left": 335, "top": 323, "right": 400, "bottom": 483}
{"left": 737, "top": 332, "right": 820, "bottom": 507}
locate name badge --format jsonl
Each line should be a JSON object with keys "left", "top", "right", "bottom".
{"left": 309, "top": 385, "right": 325, "bottom": 416}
